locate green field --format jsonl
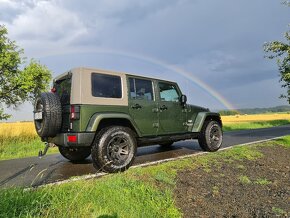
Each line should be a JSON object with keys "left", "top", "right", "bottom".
{"left": 222, "top": 119, "right": 290, "bottom": 131}
{"left": 0, "top": 136, "right": 58, "bottom": 161}
{"left": 1, "top": 136, "right": 289, "bottom": 217}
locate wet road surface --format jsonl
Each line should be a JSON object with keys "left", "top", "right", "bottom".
{"left": 0, "top": 125, "right": 289, "bottom": 188}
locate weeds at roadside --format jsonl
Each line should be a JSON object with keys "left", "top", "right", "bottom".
{"left": 212, "top": 186, "right": 219, "bottom": 196}
{"left": 254, "top": 178, "right": 272, "bottom": 185}
{"left": 272, "top": 207, "right": 287, "bottom": 216}
{"left": 235, "top": 164, "right": 246, "bottom": 170}
{"left": 239, "top": 175, "right": 252, "bottom": 184}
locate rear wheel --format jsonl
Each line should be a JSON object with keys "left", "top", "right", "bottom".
{"left": 198, "top": 120, "right": 223, "bottom": 152}
{"left": 59, "top": 147, "right": 91, "bottom": 162}
{"left": 91, "top": 126, "right": 137, "bottom": 173}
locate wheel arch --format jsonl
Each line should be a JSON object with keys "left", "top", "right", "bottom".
{"left": 86, "top": 113, "right": 141, "bottom": 137}
{"left": 191, "top": 112, "right": 222, "bottom": 132}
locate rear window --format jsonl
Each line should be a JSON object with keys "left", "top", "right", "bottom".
{"left": 91, "top": 73, "right": 122, "bottom": 98}
{"left": 54, "top": 77, "right": 71, "bottom": 105}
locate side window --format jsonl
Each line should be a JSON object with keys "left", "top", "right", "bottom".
{"left": 54, "top": 77, "right": 71, "bottom": 105}
{"left": 159, "top": 82, "right": 180, "bottom": 102}
{"left": 91, "top": 73, "right": 122, "bottom": 98}
{"left": 129, "top": 78, "right": 153, "bottom": 101}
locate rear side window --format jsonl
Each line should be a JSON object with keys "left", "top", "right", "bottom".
{"left": 91, "top": 73, "right": 122, "bottom": 98}
{"left": 129, "top": 78, "right": 154, "bottom": 101}
{"left": 54, "top": 77, "right": 71, "bottom": 105}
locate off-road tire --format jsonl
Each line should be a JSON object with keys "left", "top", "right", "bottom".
{"left": 91, "top": 126, "right": 137, "bottom": 173}
{"left": 59, "top": 147, "right": 91, "bottom": 162}
{"left": 34, "top": 92, "right": 62, "bottom": 138}
{"left": 159, "top": 142, "right": 174, "bottom": 147}
{"left": 198, "top": 120, "right": 223, "bottom": 152}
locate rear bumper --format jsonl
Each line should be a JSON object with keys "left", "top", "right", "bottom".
{"left": 48, "top": 132, "right": 95, "bottom": 147}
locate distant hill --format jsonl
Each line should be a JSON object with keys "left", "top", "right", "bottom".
{"left": 219, "top": 105, "right": 290, "bottom": 116}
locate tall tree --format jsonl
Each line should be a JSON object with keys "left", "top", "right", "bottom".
{"left": 264, "top": 1, "right": 290, "bottom": 102}
{"left": 0, "top": 25, "right": 52, "bottom": 120}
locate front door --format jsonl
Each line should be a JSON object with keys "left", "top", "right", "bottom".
{"left": 157, "top": 81, "right": 187, "bottom": 134}
{"left": 128, "top": 77, "right": 158, "bottom": 136}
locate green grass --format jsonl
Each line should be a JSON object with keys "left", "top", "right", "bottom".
{"left": 238, "top": 176, "right": 272, "bottom": 185}
{"left": 238, "top": 175, "right": 252, "bottom": 184}
{"left": 254, "top": 178, "right": 272, "bottom": 185}
{"left": 223, "top": 119, "right": 290, "bottom": 131}
{"left": 275, "top": 135, "right": 290, "bottom": 148}
{"left": 3, "top": 136, "right": 288, "bottom": 217}
{"left": 0, "top": 136, "right": 58, "bottom": 161}
{"left": 0, "top": 173, "right": 181, "bottom": 218}
{"left": 272, "top": 207, "right": 287, "bottom": 215}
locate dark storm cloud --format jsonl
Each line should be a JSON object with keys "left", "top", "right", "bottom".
{"left": 0, "top": 1, "right": 23, "bottom": 23}
{"left": 1, "top": 0, "right": 289, "bottom": 120}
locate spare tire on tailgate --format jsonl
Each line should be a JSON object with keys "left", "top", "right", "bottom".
{"left": 34, "top": 92, "right": 62, "bottom": 138}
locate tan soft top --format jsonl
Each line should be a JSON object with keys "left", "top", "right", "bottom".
{"left": 53, "top": 67, "right": 180, "bottom": 106}
{"left": 54, "top": 67, "right": 128, "bottom": 106}
{"left": 54, "top": 67, "right": 127, "bottom": 82}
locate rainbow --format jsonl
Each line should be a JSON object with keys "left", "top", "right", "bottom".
{"left": 44, "top": 48, "right": 235, "bottom": 109}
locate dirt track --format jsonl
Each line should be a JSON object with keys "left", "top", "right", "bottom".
{"left": 175, "top": 145, "right": 290, "bottom": 217}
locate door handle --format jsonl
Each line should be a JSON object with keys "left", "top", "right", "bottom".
{"left": 160, "top": 105, "right": 168, "bottom": 111}
{"left": 131, "top": 103, "right": 142, "bottom": 109}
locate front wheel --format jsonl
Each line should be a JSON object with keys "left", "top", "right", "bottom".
{"left": 91, "top": 126, "right": 137, "bottom": 173}
{"left": 198, "top": 120, "right": 223, "bottom": 152}
{"left": 59, "top": 147, "right": 91, "bottom": 162}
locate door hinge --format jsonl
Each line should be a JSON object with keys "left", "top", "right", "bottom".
{"left": 153, "top": 123, "right": 159, "bottom": 128}
{"left": 183, "top": 120, "right": 193, "bottom": 126}
{"left": 152, "top": 108, "right": 159, "bottom": 113}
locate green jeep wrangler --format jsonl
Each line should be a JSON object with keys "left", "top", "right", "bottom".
{"left": 34, "top": 67, "right": 223, "bottom": 173}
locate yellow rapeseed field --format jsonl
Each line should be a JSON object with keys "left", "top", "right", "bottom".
{"left": 221, "top": 113, "right": 290, "bottom": 123}
{"left": 1, "top": 113, "right": 290, "bottom": 138}
{"left": 0, "top": 122, "right": 37, "bottom": 138}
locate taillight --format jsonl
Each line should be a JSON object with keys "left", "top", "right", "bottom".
{"left": 51, "top": 87, "right": 56, "bottom": 93}
{"left": 67, "top": 135, "right": 77, "bottom": 143}
{"left": 70, "top": 105, "right": 80, "bottom": 120}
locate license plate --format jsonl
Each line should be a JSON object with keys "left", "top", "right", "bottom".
{"left": 34, "top": 112, "right": 43, "bottom": 120}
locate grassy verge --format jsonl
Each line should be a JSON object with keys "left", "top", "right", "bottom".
{"left": 1, "top": 136, "right": 289, "bottom": 217}
{"left": 0, "top": 136, "right": 58, "bottom": 161}
{"left": 223, "top": 119, "right": 290, "bottom": 131}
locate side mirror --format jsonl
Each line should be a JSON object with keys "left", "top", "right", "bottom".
{"left": 180, "top": 94, "right": 187, "bottom": 106}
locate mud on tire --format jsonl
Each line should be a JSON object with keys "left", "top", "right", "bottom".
{"left": 34, "top": 92, "right": 62, "bottom": 138}
{"left": 198, "top": 120, "right": 223, "bottom": 152}
{"left": 91, "top": 126, "right": 137, "bottom": 173}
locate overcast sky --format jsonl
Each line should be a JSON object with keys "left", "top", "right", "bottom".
{"left": 1, "top": 0, "right": 289, "bottom": 121}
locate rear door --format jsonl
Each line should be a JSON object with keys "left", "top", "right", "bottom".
{"left": 128, "top": 77, "right": 158, "bottom": 136}
{"left": 157, "top": 81, "right": 187, "bottom": 134}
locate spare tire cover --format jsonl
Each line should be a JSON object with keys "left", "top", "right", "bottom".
{"left": 34, "top": 92, "right": 62, "bottom": 138}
